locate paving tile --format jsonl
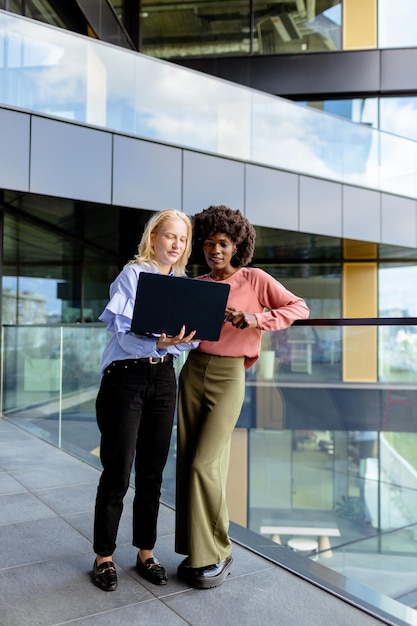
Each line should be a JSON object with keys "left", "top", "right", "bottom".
{"left": 33, "top": 482, "right": 98, "bottom": 515}
{"left": 0, "top": 472, "right": 27, "bottom": 495}
{"left": 63, "top": 601, "right": 188, "bottom": 625}
{"left": 0, "top": 516, "right": 91, "bottom": 567}
{"left": 0, "top": 491, "right": 56, "bottom": 525}
{"left": 0, "top": 420, "right": 394, "bottom": 626}
{"left": 1, "top": 553, "right": 154, "bottom": 626}
{"left": 163, "top": 566, "right": 383, "bottom": 626}
{"left": 63, "top": 510, "right": 95, "bottom": 544}
{"left": 10, "top": 460, "right": 100, "bottom": 490}
{"left": 0, "top": 438, "right": 74, "bottom": 471}
{"left": 0, "top": 420, "right": 17, "bottom": 431}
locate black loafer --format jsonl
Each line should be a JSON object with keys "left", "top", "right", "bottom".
{"left": 188, "top": 556, "right": 233, "bottom": 589}
{"left": 136, "top": 556, "right": 167, "bottom": 585}
{"left": 177, "top": 556, "right": 191, "bottom": 581}
{"left": 93, "top": 559, "right": 118, "bottom": 591}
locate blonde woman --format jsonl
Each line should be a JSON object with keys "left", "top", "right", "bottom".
{"left": 93, "top": 209, "right": 198, "bottom": 591}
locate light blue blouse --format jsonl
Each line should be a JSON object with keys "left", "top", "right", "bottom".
{"left": 99, "top": 263, "right": 198, "bottom": 374}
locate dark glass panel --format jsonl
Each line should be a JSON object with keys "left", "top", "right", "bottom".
{"left": 141, "top": 0, "right": 252, "bottom": 58}
{"left": 140, "top": 0, "right": 342, "bottom": 60}
{"left": 255, "top": 0, "right": 342, "bottom": 55}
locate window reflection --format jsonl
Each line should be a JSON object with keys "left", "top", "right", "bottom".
{"left": 378, "top": 0, "right": 417, "bottom": 48}
{"left": 140, "top": 0, "right": 342, "bottom": 59}
{"left": 298, "top": 98, "right": 378, "bottom": 129}
{"left": 379, "top": 264, "right": 417, "bottom": 317}
{"left": 298, "top": 95, "right": 417, "bottom": 143}
{"left": 380, "top": 97, "right": 417, "bottom": 142}
{"left": 379, "top": 264, "right": 417, "bottom": 383}
{"left": 1, "top": 195, "right": 121, "bottom": 325}
{"left": 2, "top": 276, "right": 62, "bottom": 324}
{"left": 256, "top": 0, "right": 342, "bottom": 55}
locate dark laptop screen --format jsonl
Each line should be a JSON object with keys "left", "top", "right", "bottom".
{"left": 130, "top": 272, "right": 230, "bottom": 341}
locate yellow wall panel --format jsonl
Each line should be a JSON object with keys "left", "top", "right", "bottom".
{"left": 343, "top": 262, "right": 377, "bottom": 318}
{"left": 343, "top": 326, "right": 377, "bottom": 381}
{"left": 343, "top": 262, "right": 377, "bottom": 382}
{"left": 344, "top": 0, "right": 377, "bottom": 50}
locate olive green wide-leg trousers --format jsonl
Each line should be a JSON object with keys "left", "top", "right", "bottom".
{"left": 175, "top": 350, "right": 245, "bottom": 568}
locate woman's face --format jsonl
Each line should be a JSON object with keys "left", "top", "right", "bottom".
{"left": 203, "top": 232, "right": 236, "bottom": 273}
{"left": 151, "top": 218, "right": 188, "bottom": 273}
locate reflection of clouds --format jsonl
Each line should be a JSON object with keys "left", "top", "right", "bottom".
{"left": 131, "top": 62, "right": 253, "bottom": 155}
{"left": 380, "top": 98, "right": 417, "bottom": 142}
{"left": 251, "top": 96, "right": 378, "bottom": 183}
{"left": 379, "top": 266, "right": 417, "bottom": 317}
{"left": 2, "top": 12, "right": 417, "bottom": 199}
{"left": 5, "top": 14, "right": 65, "bottom": 67}
{"left": 4, "top": 15, "right": 86, "bottom": 105}
{"left": 378, "top": 0, "right": 417, "bottom": 47}
{"left": 380, "top": 135, "right": 417, "bottom": 196}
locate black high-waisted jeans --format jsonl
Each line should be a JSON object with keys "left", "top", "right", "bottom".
{"left": 93, "top": 358, "right": 176, "bottom": 556}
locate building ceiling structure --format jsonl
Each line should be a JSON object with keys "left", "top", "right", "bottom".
{"left": 109, "top": 0, "right": 340, "bottom": 57}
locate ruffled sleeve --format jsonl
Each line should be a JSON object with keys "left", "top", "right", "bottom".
{"left": 99, "top": 291, "right": 135, "bottom": 333}
{"left": 98, "top": 265, "right": 140, "bottom": 333}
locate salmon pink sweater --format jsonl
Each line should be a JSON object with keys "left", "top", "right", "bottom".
{"left": 197, "top": 267, "right": 309, "bottom": 369}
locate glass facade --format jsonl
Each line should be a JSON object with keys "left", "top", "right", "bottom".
{"left": 2, "top": 11, "right": 417, "bottom": 199}
{"left": 137, "top": 0, "right": 342, "bottom": 59}
{"left": 299, "top": 96, "right": 417, "bottom": 143}
{"left": 2, "top": 0, "right": 343, "bottom": 57}
{"left": 5, "top": 0, "right": 417, "bottom": 59}
{"left": 0, "top": 192, "right": 157, "bottom": 325}
{"left": 378, "top": 0, "right": 417, "bottom": 48}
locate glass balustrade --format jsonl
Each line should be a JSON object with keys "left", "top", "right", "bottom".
{"left": 1, "top": 10, "right": 417, "bottom": 199}
{"left": 2, "top": 319, "right": 417, "bottom": 619}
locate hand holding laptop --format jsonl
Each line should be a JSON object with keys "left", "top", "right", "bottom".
{"left": 156, "top": 324, "right": 198, "bottom": 348}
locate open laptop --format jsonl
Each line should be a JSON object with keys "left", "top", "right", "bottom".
{"left": 130, "top": 272, "right": 230, "bottom": 341}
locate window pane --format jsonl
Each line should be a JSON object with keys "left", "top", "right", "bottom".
{"left": 380, "top": 97, "right": 417, "bottom": 142}
{"left": 255, "top": 0, "right": 342, "bottom": 55}
{"left": 378, "top": 0, "right": 417, "bottom": 48}
{"left": 140, "top": 0, "right": 342, "bottom": 59}
{"left": 141, "top": 0, "right": 252, "bottom": 58}
{"left": 298, "top": 98, "right": 378, "bottom": 129}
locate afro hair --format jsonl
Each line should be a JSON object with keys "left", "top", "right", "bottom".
{"left": 192, "top": 205, "right": 256, "bottom": 267}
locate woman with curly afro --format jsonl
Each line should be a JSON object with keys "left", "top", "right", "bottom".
{"left": 175, "top": 205, "right": 309, "bottom": 589}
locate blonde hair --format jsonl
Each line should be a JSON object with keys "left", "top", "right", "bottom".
{"left": 125, "top": 209, "right": 192, "bottom": 276}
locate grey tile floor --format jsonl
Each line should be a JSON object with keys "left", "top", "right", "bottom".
{"left": 0, "top": 418, "right": 393, "bottom": 625}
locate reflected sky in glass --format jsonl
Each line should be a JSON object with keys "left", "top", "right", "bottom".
{"left": 2, "top": 275, "right": 62, "bottom": 319}
{"left": 379, "top": 265, "right": 417, "bottom": 317}
{"left": 378, "top": 0, "right": 417, "bottom": 47}
{"left": 0, "top": 11, "right": 416, "bottom": 199}
{"left": 380, "top": 97, "right": 417, "bottom": 142}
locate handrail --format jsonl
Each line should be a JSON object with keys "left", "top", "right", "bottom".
{"left": 294, "top": 317, "right": 417, "bottom": 326}
{"left": 3, "top": 317, "right": 417, "bottom": 328}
